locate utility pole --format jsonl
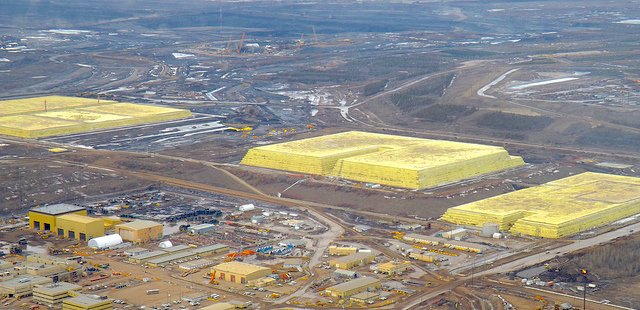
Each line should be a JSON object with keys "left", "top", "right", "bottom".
{"left": 581, "top": 268, "right": 588, "bottom": 310}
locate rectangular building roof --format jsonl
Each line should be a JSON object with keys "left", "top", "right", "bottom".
{"left": 130, "top": 250, "right": 167, "bottom": 261}
{"left": 327, "top": 277, "right": 380, "bottom": 293}
{"left": 332, "top": 251, "right": 379, "bottom": 264}
{"left": 211, "top": 261, "right": 270, "bottom": 275}
{"left": 29, "top": 204, "right": 84, "bottom": 216}
{"left": 190, "top": 244, "right": 229, "bottom": 254}
{"left": 161, "top": 244, "right": 192, "bottom": 254}
{"left": 0, "top": 275, "right": 52, "bottom": 289}
{"left": 63, "top": 294, "right": 111, "bottom": 307}
{"left": 33, "top": 282, "right": 81, "bottom": 295}
{"left": 116, "top": 220, "right": 161, "bottom": 230}
{"left": 57, "top": 213, "right": 102, "bottom": 224}
{"left": 147, "top": 251, "right": 196, "bottom": 265}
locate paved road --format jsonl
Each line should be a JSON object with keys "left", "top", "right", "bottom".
{"left": 485, "top": 222, "right": 640, "bottom": 275}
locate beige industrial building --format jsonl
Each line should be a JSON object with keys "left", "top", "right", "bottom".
{"left": 115, "top": 220, "right": 162, "bottom": 244}
{"left": 329, "top": 251, "right": 378, "bottom": 270}
{"left": 328, "top": 246, "right": 358, "bottom": 256}
{"left": 62, "top": 294, "right": 112, "bottom": 310}
{"left": 376, "top": 261, "right": 411, "bottom": 275}
{"left": 325, "top": 277, "right": 381, "bottom": 299}
{"left": 210, "top": 262, "right": 272, "bottom": 284}
{"left": 33, "top": 282, "right": 82, "bottom": 305}
{"left": 197, "top": 303, "right": 236, "bottom": 310}
{"left": 0, "top": 275, "right": 53, "bottom": 298}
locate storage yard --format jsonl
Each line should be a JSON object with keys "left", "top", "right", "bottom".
{"left": 442, "top": 172, "right": 640, "bottom": 238}
{"left": 241, "top": 131, "right": 524, "bottom": 189}
{"left": 0, "top": 96, "right": 192, "bottom": 138}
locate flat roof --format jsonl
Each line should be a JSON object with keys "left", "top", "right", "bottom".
{"left": 29, "top": 204, "right": 85, "bottom": 216}
{"left": 378, "top": 261, "right": 411, "bottom": 269}
{"left": 0, "top": 275, "right": 52, "bottom": 289}
{"left": 211, "top": 261, "right": 270, "bottom": 275}
{"left": 327, "top": 277, "right": 380, "bottom": 293}
{"left": 116, "top": 220, "right": 161, "bottom": 230}
{"left": 331, "top": 251, "right": 379, "bottom": 263}
{"left": 147, "top": 251, "right": 196, "bottom": 265}
{"left": 131, "top": 250, "right": 167, "bottom": 261}
{"left": 63, "top": 294, "right": 110, "bottom": 307}
{"left": 161, "top": 244, "right": 192, "bottom": 254}
{"left": 190, "top": 244, "right": 229, "bottom": 254}
{"left": 57, "top": 213, "right": 102, "bottom": 224}
{"left": 351, "top": 291, "right": 380, "bottom": 300}
{"left": 33, "top": 282, "right": 81, "bottom": 295}
{"left": 198, "top": 303, "right": 236, "bottom": 310}
{"left": 179, "top": 259, "right": 215, "bottom": 268}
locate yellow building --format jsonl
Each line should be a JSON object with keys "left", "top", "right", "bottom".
{"left": 442, "top": 172, "right": 640, "bottom": 238}
{"left": 328, "top": 246, "right": 358, "bottom": 256}
{"left": 376, "top": 261, "right": 411, "bottom": 275}
{"left": 329, "top": 252, "right": 378, "bottom": 270}
{"left": 33, "top": 282, "right": 82, "bottom": 305}
{"left": 62, "top": 294, "right": 112, "bottom": 310}
{"left": 210, "top": 262, "right": 272, "bottom": 284}
{"left": 29, "top": 204, "right": 86, "bottom": 231}
{"left": 115, "top": 220, "right": 162, "bottom": 244}
{"left": 56, "top": 214, "right": 105, "bottom": 241}
{"left": 325, "top": 277, "right": 381, "bottom": 299}
{"left": 241, "top": 131, "right": 524, "bottom": 189}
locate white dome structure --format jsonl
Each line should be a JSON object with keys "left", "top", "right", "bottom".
{"left": 158, "top": 240, "right": 173, "bottom": 248}
{"left": 88, "top": 234, "right": 123, "bottom": 249}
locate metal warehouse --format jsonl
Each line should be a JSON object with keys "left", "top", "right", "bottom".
{"left": 115, "top": 220, "right": 163, "bottom": 244}
{"left": 33, "top": 282, "right": 82, "bottom": 305}
{"left": 210, "top": 262, "right": 272, "bottom": 284}
{"left": 29, "top": 204, "right": 86, "bottom": 232}
{"left": 329, "top": 251, "right": 378, "bottom": 270}
{"left": 325, "top": 277, "right": 381, "bottom": 299}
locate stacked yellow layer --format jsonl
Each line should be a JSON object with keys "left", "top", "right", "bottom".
{"left": 441, "top": 172, "right": 640, "bottom": 238}
{"left": 241, "top": 131, "right": 525, "bottom": 189}
{"left": 0, "top": 95, "right": 116, "bottom": 116}
{"left": 0, "top": 96, "right": 192, "bottom": 138}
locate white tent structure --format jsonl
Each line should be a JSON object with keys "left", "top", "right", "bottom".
{"left": 88, "top": 234, "right": 123, "bottom": 249}
{"left": 158, "top": 240, "right": 173, "bottom": 248}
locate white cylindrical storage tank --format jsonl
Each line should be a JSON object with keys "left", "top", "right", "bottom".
{"left": 158, "top": 240, "right": 173, "bottom": 248}
{"left": 88, "top": 234, "right": 123, "bottom": 249}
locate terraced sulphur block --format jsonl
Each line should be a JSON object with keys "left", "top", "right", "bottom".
{"left": 241, "top": 131, "right": 525, "bottom": 189}
{"left": 441, "top": 172, "right": 640, "bottom": 238}
{"left": 0, "top": 96, "right": 192, "bottom": 138}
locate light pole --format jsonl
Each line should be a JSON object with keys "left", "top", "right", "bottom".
{"left": 471, "top": 255, "right": 475, "bottom": 286}
{"left": 581, "top": 269, "right": 588, "bottom": 310}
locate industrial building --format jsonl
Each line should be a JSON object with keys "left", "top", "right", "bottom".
{"left": 197, "top": 303, "right": 236, "bottom": 310}
{"left": 128, "top": 251, "right": 167, "bottom": 264}
{"left": 376, "top": 261, "right": 411, "bottom": 275}
{"left": 409, "top": 252, "right": 436, "bottom": 263}
{"left": 55, "top": 214, "right": 105, "bottom": 241}
{"left": 188, "top": 244, "right": 229, "bottom": 257}
{"left": 33, "top": 282, "right": 82, "bottom": 305}
{"left": 115, "top": 220, "right": 163, "bottom": 244}
{"left": 0, "top": 275, "right": 53, "bottom": 298}
{"left": 210, "top": 262, "right": 272, "bottom": 284}
{"left": 350, "top": 291, "right": 380, "bottom": 303}
{"left": 402, "top": 234, "right": 487, "bottom": 253}
{"left": 187, "top": 224, "right": 216, "bottom": 235}
{"left": 241, "top": 131, "right": 524, "bottom": 189}
{"left": 329, "top": 251, "right": 378, "bottom": 270}
{"left": 441, "top": 172, "right": 640, "bottom": 238}
{"left": 62, "top": 294, "right": 112, "bottom": 310}
{"left": 0, "top": 96, "right": 192, "bottom": 138}
{"left": 179, "top": 259, "right": 216, "bottom": 270}
{"left": 328, "top": 246, "right": 358, "bottom": 256}
{"left": 127, "top": 243, "right": 228, "bottom": 264}
{"left": 29, "top": 204, "right": 86, "bottom": 231}
{"left": 325, "top": 277, "right": 381, "bottom": 299}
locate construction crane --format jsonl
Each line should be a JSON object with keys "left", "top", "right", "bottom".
{"left": 296, "top": 33, "right": 304, "bottom": 50}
